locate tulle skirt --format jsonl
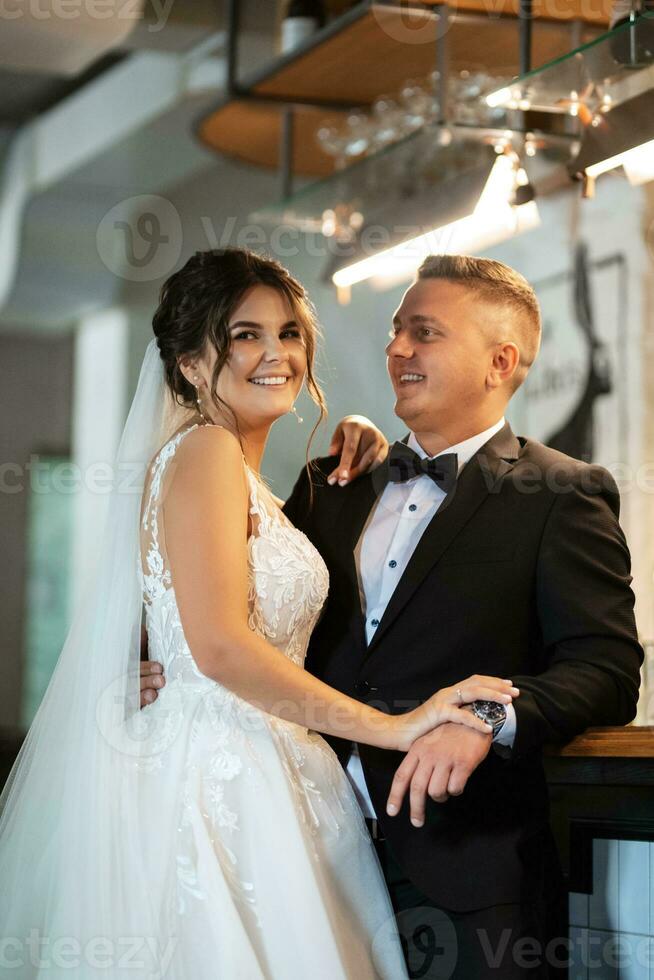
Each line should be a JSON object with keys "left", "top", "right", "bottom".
{"left": 116, "top": 677, "right": 407, "bottom": 979}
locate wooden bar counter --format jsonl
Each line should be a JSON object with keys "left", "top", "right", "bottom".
{"left": 544, "top": 727, "right": 654, "bottom": 893}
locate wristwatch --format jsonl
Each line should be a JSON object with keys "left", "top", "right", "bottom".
{"left": 469, "top": 699, "right": 507, "bottom": 737}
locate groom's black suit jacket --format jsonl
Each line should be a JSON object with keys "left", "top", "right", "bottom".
{"left": 283, "top": 422, "right": 643, "bottom": 912}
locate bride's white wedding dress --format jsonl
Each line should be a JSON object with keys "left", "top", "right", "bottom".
{"left": 136, "top": 423, "right": 408, "bottom": 979}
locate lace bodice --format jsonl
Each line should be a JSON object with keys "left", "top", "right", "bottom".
{"left": 139, "top": 424, "right": 329, "bottom": 685}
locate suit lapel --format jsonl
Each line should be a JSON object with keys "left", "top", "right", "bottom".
{"left": 364, "top": 421, "right": 521, "bottom": 658}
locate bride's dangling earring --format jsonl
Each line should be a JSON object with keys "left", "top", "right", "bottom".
{"left": 291, "top": 405, "right": 304, "bottom": 424}
{"left": 193, "top": 375, "right": 211, "bottom": 426}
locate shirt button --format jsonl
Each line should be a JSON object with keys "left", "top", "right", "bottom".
{"left": 371, "top": 618, "right": 379, "bottom": 627}
{"left": 408, "top": 504, "right": 417, "bottom": 512}
{"left": 389, "top": 560, "right": 397, "bottom": 568}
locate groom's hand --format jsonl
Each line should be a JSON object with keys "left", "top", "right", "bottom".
{"left": 385, "top": 722, "right": 492, "bottom": 828}
{"left": 140, "top": 659, "right": 165, "bottom": 707}
{"left": 326, "top": 415, "right": 388, "bottom": 486}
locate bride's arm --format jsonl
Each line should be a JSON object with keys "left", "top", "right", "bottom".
{"left": 162, "top": 426, "right": 511, "bottom": 751}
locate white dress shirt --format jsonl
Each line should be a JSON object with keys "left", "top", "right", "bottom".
{"left": 345, "top": 417, "right": 517, "bottom": 818}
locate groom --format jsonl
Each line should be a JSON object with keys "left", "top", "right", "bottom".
{"left": 282, "top": 254, "right": 643, "bottom": 979}
{"left": 142, "top": 255, "right": 642, "bottom": 978}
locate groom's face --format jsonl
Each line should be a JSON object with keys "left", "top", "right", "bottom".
{"left": 386, "top": 278, "right": 497, "bottom": 431}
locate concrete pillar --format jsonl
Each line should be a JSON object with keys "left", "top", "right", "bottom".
{"left": 70, "top": 308, "right": 128, "bottom": 614}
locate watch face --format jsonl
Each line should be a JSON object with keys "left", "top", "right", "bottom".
{"left": 475, "top": 699, "right": 507, "bottom": 724}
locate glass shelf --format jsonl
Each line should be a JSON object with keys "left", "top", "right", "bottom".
{"left": 199, "top": 1, "right": 603, "bottom": 178}
{"left": 249, "top": 122, "right": 573, "bottom": 234}
{"left": 250, "top": 126, "right": 477, "bottom": 230}
{"left": 485, "top": 13, "right": 654, "bottom": 117}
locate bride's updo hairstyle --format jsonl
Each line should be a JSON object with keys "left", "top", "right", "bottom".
{"left": 152, "top": 247, "right": 327, "bottom": 452}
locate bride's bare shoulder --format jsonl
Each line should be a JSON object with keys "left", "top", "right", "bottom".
{"left": 174, "top": 423, "right": 242, "bottom": 461}
{"left": 158, "top": 425, "right": 248, "bottom": 526}
{"left": 145, "top": 422, "right": 220, "bottom": 478}
{"left": 167, "top": 426, "right": 248, "bottom": 499}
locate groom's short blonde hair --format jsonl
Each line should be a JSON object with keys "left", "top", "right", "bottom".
{"left": 417, "top": 254, "right": 542, "bottom": 393}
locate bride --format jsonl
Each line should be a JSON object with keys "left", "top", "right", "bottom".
{"left": 0, "top": 248, "right": 515, "bottom": 979}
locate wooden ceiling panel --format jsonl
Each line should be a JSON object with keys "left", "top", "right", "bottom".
{"left": 254, "top": 8, "right": 599, "bottom": 104}
{"left": 198, "top": 101, "right": 342, "bottom": 178}
{"left": 198, "top": 2, "right": 606, "bottom": 177}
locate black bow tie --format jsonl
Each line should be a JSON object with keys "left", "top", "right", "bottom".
{"left": 387, "top": 441, "right": 458, "bottom": 493}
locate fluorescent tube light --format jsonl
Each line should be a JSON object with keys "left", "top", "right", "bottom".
{"left": 332, "top": 155, "right": 540, "bottom": 289}
{"left": 585, "top": 136, "right": 654, "bottom": 184}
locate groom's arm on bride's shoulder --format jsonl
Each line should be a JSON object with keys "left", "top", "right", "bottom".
{"left": 323, "top": 415, "right": 388, "bottom": 487}
{"left": 283, "top": 415, "right": 388, "bottom": 527}
{"left": 508, "top": 460, "right": 643, "bottom": 760}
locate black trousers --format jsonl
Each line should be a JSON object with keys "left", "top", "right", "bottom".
{"left": 373, "top": 836, "right": 569, "bottom": 980}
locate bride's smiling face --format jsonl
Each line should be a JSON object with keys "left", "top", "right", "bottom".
{"left": 194, "top": 284, "right": 307, "bottom": 429}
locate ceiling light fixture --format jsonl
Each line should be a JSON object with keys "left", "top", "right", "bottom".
{"left": 584, "top": 135, "right": 654, "bottom": 184}
{"left": 569, "top": 87, "right": 654, "bottom": 189}
{"left": 331, "top": 153, "right": 540, "bottom": 290}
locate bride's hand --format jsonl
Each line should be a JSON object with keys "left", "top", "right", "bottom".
{"left": 326, "top": 416, "right": 388, "bottom": 487}
{"left": 391, "top": 676, "right": 520, "bottom": 752}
